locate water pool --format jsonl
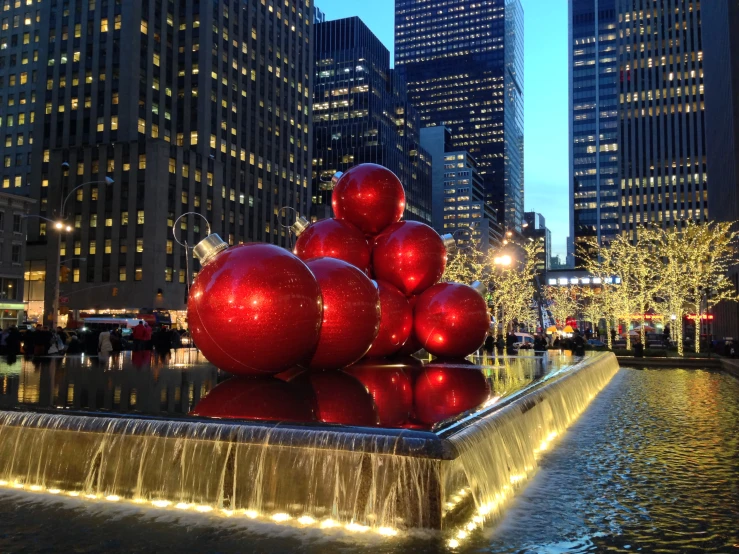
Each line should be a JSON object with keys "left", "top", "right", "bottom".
{"left": 0, "top": 366, "right": 737, "bottom": 553}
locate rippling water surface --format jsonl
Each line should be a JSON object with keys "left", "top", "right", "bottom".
{"left": 483, "top": 368, "right": 739, "bottom": 554}
{"left": 1, "top": 368, "right": 737, "bottom": 553}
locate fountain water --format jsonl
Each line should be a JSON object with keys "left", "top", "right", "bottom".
{"left": 0, "top": 352, "right": 619, "bottom": 537}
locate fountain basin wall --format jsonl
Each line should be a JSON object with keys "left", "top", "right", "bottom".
{"left": 0, "top": 353, "right": 619, "bottom": 530}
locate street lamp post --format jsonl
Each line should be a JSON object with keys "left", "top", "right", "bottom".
{"left": 49, "top": 173, "right": 114, "bottom": 328}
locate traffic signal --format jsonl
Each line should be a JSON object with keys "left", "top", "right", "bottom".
{"left": 112, "top": 287, "right": 118, "bottom": 297}
{"left": 59, "top": 265, "right": 70, "bottom": 282}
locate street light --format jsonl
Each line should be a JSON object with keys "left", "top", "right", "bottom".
{"left": 49, "top": 167, "right": 114, "bottom": 328}
{"left": 494, "top": 254, "right": 512, "bottom": 267}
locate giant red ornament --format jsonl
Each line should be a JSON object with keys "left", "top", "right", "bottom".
{"left": 297, "top": 370, "right": 379, "bottom": 427}
{"left": 413, "top": 366, "right": 490, "bottom": 425}
{"left": 188, "top": 238, "right": 322, "bottom": 375}
{"left": 366, "top": 281, "right": 413, "bottom": 358}
{"left": 345, "top": 360, "right": 413, "bottom": 427}
{"left": 372, "top": 221, "right": 446, "bottom": 296}
{"left": 414, "top": 283, "right": 489, "bottom": 358}
{"left": 332, "top": 163, "right": 405, "bottom": 235}
{"left": 396, "top": 295, "right": 422, "bottom": 356}
{"left": 294, "top": 218, "right": 371, "bottom": 273}
{"left": 305, "top": 257, "right": 381, "bottom": 369}
{"left": 190, "top": 377, "right": 315, "bottom": 423}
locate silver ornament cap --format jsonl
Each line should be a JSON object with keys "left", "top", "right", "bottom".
{"left": 291, "top": 216, "right": 311, "bottom": 237}
{"left": 471, "top": 280, "right": 487, "bottom": 296}
{"left": 193, "top": 233, "right": 228, "bottom": 266}
{"left": 441, "top": 233, "right": 457, "bottom": 253}
{"left": 331, "top": 171, "right": 344, "bottom": 187}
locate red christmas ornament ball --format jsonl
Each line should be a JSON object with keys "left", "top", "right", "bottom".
{"left": 345, "top": 360, "right": 413, "bottom": 427}
{"left": 396, "top": 295, "right": 422, "bottom": 356}
{"left": 294, "top": 218, "right": 371, "bottom": 273}
{"left": 372, "top": 221, "right": 446, "bottom": 296}
{"left": 188, "top": 243, "right": 322, "bottom": 375}
{"left": 414, "top": 283, "right": 489, "bottom": 358}
{"left": 305, "top": 257, "right": 381, "bottom": 370}
{"left": 332, "top": 163, "right": 406, "bottom": 235}
{"left": 190, "top": 377, "right": 315, "bottom": 423}
{"left": 413, "top": 366, "right": 490, "bottom": 425}
{"left": 301, "top": 370, "right": 379, "bottom": 427}
{"left": 366, "top": 281, "right": 413, "bottom": 358}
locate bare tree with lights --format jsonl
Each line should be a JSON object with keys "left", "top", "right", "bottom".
{"left": 487, "top": 240, "right": 540, "bottom": 353}
{"left": 543, "top": 285, "right": 579, "bottom": 330}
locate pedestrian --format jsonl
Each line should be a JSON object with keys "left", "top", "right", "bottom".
{"left": 48, "top": 329, "right": 65, "bottom": 355}
{"left": 34, "top": 325, "right": 52, "bottom": 356}
{"left": 484, "top": 332, "right": 495, "bottom": 355}
{"left": 5, "top": 325, "right": 21, "bottom": 357}
{"left": 132, "top": 321, "right": 147, "bottom": 351}
{"left": 98, "top": 329, "right": 114, "bottom": 361}
{"left": 573, "top": 331, "right": 586, "bottom": 356}
{"left": 0, "top": 326, "right": 8, "bottom": 355}
{"left": 65, "top": 333, "right": 83, "bottom": 355}
{"left": 143, "top": 323, "right": 153, "bottom": 350}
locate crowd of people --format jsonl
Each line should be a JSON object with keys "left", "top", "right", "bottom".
{"left": 0, "top": 321, "right": 186, "bottom": 360}
{"left": 483, "top": 330, "right": 588, "bottom": 356}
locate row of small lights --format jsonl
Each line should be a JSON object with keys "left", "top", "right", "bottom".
{"left": 548, "top": 277, "right": 622, "bottom": 286}
{"left": 0, "top": 480, "right": 398, "bottom": 538}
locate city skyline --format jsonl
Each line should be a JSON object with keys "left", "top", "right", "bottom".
{"left": 316, "top": 0, "right": 570, "bottom": 257}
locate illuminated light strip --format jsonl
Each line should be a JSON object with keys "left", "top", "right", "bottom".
{"left": 0, "top": 475, "right": 402, "bottom": 539}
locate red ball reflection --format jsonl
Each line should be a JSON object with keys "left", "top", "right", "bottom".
{"left": 188, "top": 244, "right": 322, "bottom": 375}
{"left": 366, "top": 281, "right": 413, "bottom": 358}
{"left": 190, "top": 377, "right": 315, "bottom": 423}
{"left": 413, "top": 366, "right": 490, "bottom": 425}
{"left": 305, "top": 258, "right": 381, "bottom": 370}
{"left": 414, "top": 283, "right": 489, "bottom": 358}
{"left": 372, "top": 221, "right": 446, "bottom": 296}
{"left": 345, "top": 360, "right": 413, "bottom": 427}
{"left": 331, "top": 163, "right": 406, "bottom": 235}
{"left": 294, "top": 218, "right": 371, "bottom": 273}
{"left": 301, "top": 370, "right": 379, "bottom": 427}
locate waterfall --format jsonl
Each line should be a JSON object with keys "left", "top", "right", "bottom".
{"left": 0, "top": 353, "right": 619, "bottom": 537}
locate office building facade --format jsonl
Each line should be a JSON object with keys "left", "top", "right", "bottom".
{"left": 569, "top": 0, "right": 707, "bottom": 264}
{"left": 24, "top": 0, "right": 314, "bottom": 325}
{"left": 313, "top": 17, "right": 431, "bottom": 224}
{"left": 0, "top": 0, "right": 41, "bottom": 198}
{"left": 0, "top": 192, "right": 34, "bottom": 327}
{"left": 703, "top": 1, "right": 739, "bottom": 339}
{"left": 523, "top": 211, "right": 551, "bottom": 273}
{"left": 568, "top": 0, "right": 619, "bottom": 263}
{"left": 395, "top": 0, "right": 524, "bottom": 231}
{"left": 421, "top": 126, "right": 501, "bottom": 252}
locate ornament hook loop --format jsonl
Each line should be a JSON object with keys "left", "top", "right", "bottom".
{"left": 279, "top": 206, "right": 310, "bottom": 237}
{"left": 172, "top": 212, "right": 212, "bottom": 249}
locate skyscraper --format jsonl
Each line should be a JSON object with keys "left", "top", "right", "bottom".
{"left": 523, "top": 211, "right": 551, "bottom": 273}
{"left": 703, "top": 1, "right": 739, "bottom": 339}
{"left": 568, "top": 0, "right": 619, "bottom": 263}
{"left": 569, "top": 0, "right": 708, "bottom": 264}
{"left": 0, "top": 2, "right": 40, "bottom": 197}
{"left": 312, "top": 17, "right": 432, "bottom": 224}
{"left": 24, "top": 0, "right": 314, "bottom": 325}
{"left": 420, "top": 125, "right": 502, "bottom": 252}
{"left": 395, "top": 0, "right": 524, "bottom": 231}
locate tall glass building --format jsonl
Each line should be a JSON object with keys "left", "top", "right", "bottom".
{"left": 568, "top": 0, "right": 619, "bottom": 264}
{"left": 569, "top": 0, "right": 708, "bottom": 265}
{"left": 313, "top": 17, "right": 432, "bottom": 224}
{"left": 395, "top": 0, "right": 524, "bottom": 232}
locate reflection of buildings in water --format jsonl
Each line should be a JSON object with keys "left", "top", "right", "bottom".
{"left": 0, "top": 350, "right": 218, "bottom": 416}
